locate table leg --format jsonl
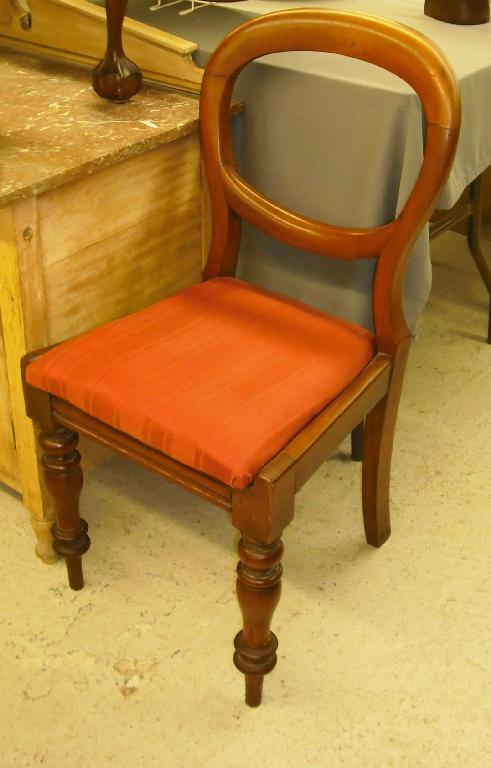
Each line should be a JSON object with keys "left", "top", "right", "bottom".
{"left": 430, "top": 171, "right": 491, "bottom": 343}
{"left": 467, "top": 175, "right": 491, "bottom": 343}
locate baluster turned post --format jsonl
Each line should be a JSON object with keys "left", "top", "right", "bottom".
{"left": 40, "top": 428, "right": 90, "bottom": 590}
{"left": 234, "top": 537, "right": 283, "bottom": 706}
{"left": 92, "top": 0, "right": 142, "bottom": 102}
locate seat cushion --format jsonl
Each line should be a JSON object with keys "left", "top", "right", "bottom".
{"left": 26, "top": 278, "right": 375, "bottom": 488}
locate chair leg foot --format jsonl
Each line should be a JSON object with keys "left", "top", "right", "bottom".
{"left": 245, "top": 674, "right": 264, "bottom": 707}
{"left": 234, "top": 537, "right": 283, "bottom": 706}
{"left": 63, "top": 548, "right": 87, "bottom": 591}
{"left": 365, "top": 521, "right": 391, "bottom": 549}
{"left": 40, "top": 428, "right": 90, "bottom": 590}
{"left": 66, "top": 556, "right": 83, "bottom": 591}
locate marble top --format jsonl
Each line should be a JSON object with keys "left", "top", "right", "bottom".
{"left": 0, "top": 48, "right": 201, "bottom": 207}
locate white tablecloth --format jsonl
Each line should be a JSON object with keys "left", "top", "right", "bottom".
{"left": 127, "top": 0, "right": 491, "bottom": 330}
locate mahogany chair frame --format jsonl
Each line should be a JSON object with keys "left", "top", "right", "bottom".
{"left": 22, "top": 10, "right": 460, "bottom": 707}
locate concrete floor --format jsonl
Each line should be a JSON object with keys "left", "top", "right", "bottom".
{"left": 0, "top": 231, "right": 489, "bottom": 767}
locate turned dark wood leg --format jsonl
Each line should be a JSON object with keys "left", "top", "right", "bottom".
{"left": 234, "top": 537, "right": 283, "bottom": 707}
{"left": 92, "top": 0, "right": 142, "bottom": 102}
{"left": 39, "top": 428, "right": 90, "bottom": 590}
{"left": 350, "top": 421, "right": 364, "bottom": 462}
{"left": 467, "top": 175, "right": 491, "bottom": 344}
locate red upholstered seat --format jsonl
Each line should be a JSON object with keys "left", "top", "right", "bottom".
{"left": 26, "top": 278, "right": 375, "bottom": 487}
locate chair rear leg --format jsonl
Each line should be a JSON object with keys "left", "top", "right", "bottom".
{"left": 362, "top": 348, "right": 409, "bottom": 548}
{"left": 234, "top": 537, "right": 283, "bottom": 706}
{"left": 362, "top": 397, "right": 393, "bottom": 547}
{"left": 39, "top": 428, "right": 90, "bottom": 590}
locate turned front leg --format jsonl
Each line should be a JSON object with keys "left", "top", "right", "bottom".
{"left": 234, "top": 537, "right": 283, "bottom": 707}
{"left": 40, "top": 429, "right": 90, "bottom": 590}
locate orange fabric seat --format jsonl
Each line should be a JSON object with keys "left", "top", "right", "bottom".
{"left": 26, "top": 278, "right": 375, "bottom": 488}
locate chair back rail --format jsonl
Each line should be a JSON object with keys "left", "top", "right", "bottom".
{"left": 200, "top": 9, "right": 461, "bottom": 350}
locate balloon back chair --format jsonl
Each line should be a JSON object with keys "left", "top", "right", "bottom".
{"left": 22, "top": 10, "right": 460, "bottom": 706}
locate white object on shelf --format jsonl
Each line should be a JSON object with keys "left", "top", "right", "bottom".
{"left": 149, "top": 0, "right": 217, "bottom": 16}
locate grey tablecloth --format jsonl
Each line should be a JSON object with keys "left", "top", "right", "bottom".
{"left": 125, "top": 0, "right": 491, "bottom": 330}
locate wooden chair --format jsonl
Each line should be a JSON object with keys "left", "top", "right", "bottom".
{"left": 22, "top": 9, "right": 460, "bottom": 706}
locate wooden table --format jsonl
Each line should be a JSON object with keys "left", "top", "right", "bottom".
{"left": 0, "top": 49, "right": 203, "bottom": 561}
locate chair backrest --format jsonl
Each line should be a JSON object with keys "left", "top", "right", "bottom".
{"left": 199, "top": 9, "right": 460, "bottom": 351}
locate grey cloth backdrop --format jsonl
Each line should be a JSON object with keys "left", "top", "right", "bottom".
{"left": 123, "top": 0, "right": 491, "bottom": 331}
